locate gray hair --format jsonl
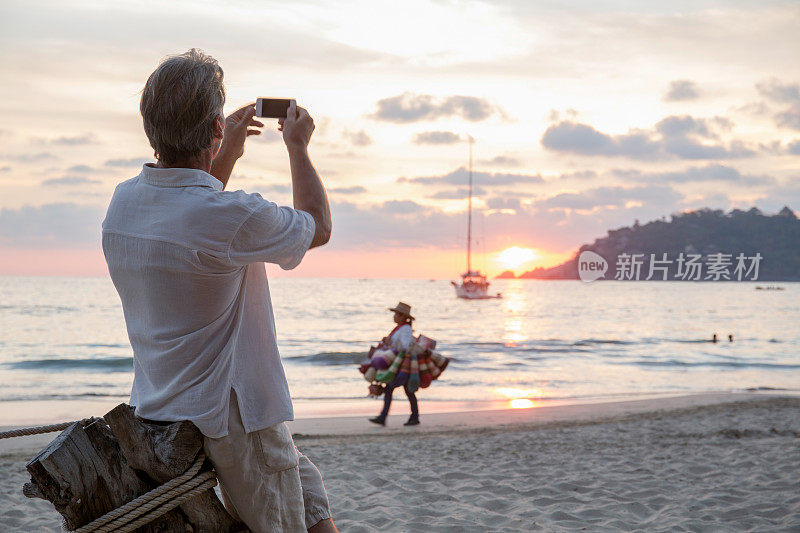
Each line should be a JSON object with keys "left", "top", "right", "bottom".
{"left": 140, "top": 49, "right": 226, "bottom": 165}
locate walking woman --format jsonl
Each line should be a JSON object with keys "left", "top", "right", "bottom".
{"left": 369, "top": 302, "right": 420, "bottom": 426}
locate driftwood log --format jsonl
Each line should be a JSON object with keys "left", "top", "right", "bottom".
{"left": 24, "top": 404, "right": 244, "bottom": 532}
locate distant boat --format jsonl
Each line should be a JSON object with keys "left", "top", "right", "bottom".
{"left": 451, "top": 139, "right": 501, "bottom": 300}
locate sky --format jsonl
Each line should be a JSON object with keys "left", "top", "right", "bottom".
{"left": 0, "top": 0, "right": 799, "bottom": 278}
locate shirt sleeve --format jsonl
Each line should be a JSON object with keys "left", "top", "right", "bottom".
{"left": 228, "top": 199, "right": 315, "bottom": 270}
{"left": 390, "top": 324, "right": 415, "bottom": 352}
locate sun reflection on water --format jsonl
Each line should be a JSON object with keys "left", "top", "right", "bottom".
{"left": 497, "top": 387, "right": 541, "bottom": 409}
{"left": 510, "top": 398, "right": 535, "bottom": 409}
{"left": 502, "top": 281, "right": 527, "bottom": 347}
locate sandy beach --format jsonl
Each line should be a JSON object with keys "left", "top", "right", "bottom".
{"left": 2, "top": 393, "right": 798, "bottom": 532}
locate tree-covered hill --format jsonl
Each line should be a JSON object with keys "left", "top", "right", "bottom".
{"left": 516, "top": 206, "right": 800, "bottom": 281}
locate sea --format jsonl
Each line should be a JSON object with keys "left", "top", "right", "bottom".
{"left": 1, "top": 276, "right": 798, "bottom": 423}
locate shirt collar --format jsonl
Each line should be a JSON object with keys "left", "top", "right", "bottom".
{"left": 139, "top": 164, "right": 223, "bottom": 191}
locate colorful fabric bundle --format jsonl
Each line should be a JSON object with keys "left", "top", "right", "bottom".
{"left": 361, "top": 348, "right": 400, "bottom": 382}
{"left": 428, "top": 350, "right": 449, "bottom": 379}
{"left": 360, "top": 332, "right": 449, "bottom": 393}
{"left": 406, "top": 355, "right": 420, "bottom": 393}
{"left": 376, "top": 351, "right": 405, "bottom": 383}
{"left": 416, "top": 335, "right": 437, "bottom": 350}
{"left": 387, "top": 350, "right": 419, "bottom": 389}
{"left": 370, "top": 349, "right": 395, "bottom": 370}
{"left": 417, "top": 353, "right": 434, "bottom": 388}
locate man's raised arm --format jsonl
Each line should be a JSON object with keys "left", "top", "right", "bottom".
{"left": 280, "top": 101, "right": 331, "bottom": 249}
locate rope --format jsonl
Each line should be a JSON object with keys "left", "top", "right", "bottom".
{"left": 0, "top": 419, "right": 95, "bottom": 439}
{"left": 114, "top": 477, "right": 217, "bottom": 533}
{"left": 71, "top": 453, "right": 211, "bottom": 533}
{"left": 85, "top": 471, "right": 215, "bottom": 532}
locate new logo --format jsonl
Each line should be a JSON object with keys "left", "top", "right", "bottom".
{"left": 578, "top": 250, "right": 608, "bottom": 282}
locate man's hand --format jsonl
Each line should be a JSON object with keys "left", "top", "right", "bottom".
{"left": 278, "top": 101, "right": 314, "bottom": 151}
{"left": 211, "top": 103, "right": 263, "bottom": 189}
{"left": 221, "top": 103, "right": 264, "bottom": 160}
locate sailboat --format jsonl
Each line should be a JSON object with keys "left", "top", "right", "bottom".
{"left": 451, "top": 139, "right": 502, "bottom": 299}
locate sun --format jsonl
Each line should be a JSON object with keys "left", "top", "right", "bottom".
{"left": 496, "top": 246, "right": 537, "bottom": 270}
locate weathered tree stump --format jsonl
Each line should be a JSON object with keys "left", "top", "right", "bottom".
{"left": 25, "top": 418, "right": 186, "bottom": 531}
{"left": 24, "top": 404, "right": 244, "bottom": 532}
{"left": 104, "top": 404, "right": 241, "bottom": 532}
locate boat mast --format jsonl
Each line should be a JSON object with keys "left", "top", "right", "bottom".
{"left": 467, "top": 137, "right": 473, "bottom": 274}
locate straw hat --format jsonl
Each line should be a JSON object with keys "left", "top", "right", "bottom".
{"left": 388, "top": 301, "right": 414, "bottom": 320}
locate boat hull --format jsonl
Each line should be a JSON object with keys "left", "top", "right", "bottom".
{"left": 451, "top": 281, "right": 502, "bottom": 299}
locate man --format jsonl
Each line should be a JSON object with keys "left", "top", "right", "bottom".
{"left": 102, "top": 49, "right": 336, "bottom": 532}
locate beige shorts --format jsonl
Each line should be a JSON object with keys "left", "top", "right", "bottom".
{"left": 203, "top": 391, "right": 331, "bottom": 532}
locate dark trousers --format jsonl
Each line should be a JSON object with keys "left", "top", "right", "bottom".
{"left": 380, "top": 383, "right": 418, "bottom": 419}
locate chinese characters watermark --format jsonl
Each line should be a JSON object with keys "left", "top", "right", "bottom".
{"left": 579, "top": 251, "right": 763, "bottom": 282}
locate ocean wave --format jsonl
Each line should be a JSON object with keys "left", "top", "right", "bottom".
{"left": 70, "top": 343, "right": 130, "bottom": 349}
{"left": 284, "top": 351, "right": 367, "bottom": 365}
{"left": 573, "top": 339, "right": 633, "bottom": 346}
{"left": 5, "top": 357, "right": 133, "bottom": 372}
{"left": 622, "top": 360, "right": 800, "bottom": 370}
{"left": 518, "top": 346, "right": 589, "bottom": 354}
{"left": 0, "top": 304, "right": 78, "bottom": 315}
{"left": 0, "top": 392, "right": 129, "bottom": 402}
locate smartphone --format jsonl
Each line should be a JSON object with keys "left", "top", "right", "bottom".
{"left": 256, "top": 98, "right": 295, "bottom": 118}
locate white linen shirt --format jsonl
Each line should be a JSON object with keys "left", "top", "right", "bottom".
{"left": 388, "top": 324, "right": 414, "bottom": 352}
{"left": 102, "top": 164, "right": 315, "bottom": 438}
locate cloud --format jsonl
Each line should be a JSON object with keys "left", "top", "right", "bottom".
{"left": 41, "top": 176, "right": 102, "bottom": 186}
{"left": 541, "top": 121, "right": 657, "bottom": 158}
{"left": 788, "top": 139, "right": 800, "bottom": 155}
{"left": 541, "top": 115, "right": 755, "bottom": 160}
{"left": 327, "top": 181, "right": 697, "bottom": 254}
{"left": 0, "top": 203, "right": 104, "bottom": 248}
{"left": 754, "top": 183, "right": 800, "bottom": 214}
{"left": 104, "top": 157, "right": 151, "bottom": 168}
{"left": 342, "top": 129, "right": 373, "bottom": 147}
{"left": 655, "top": 115, "right": 731, "bottom": 139}
{"left": 382, "top": 200, "right": 425, "bottom": 215}
{"left": 1, "top": 152, "right": 58, "bottom": 163}
{"left": 66, "top": 164, "right": 96, "bottom": 173}
{"left": 250, "top": 183, "right": 292, "bottom": 195}
{"left": 36, "top": 134, "right": 98, "bottom": 146}
{"left": 429, "top": 187, "right": 486, "bottom": 200}
{"left": 486, "top": 197, "right": 521, "bottom": 210}
{"left": 756, "top": 78, "right": 800, "bottom": 131}
{"left": 756, "top": 78, "right": 800, "bottom": 104}
{"left": 735, "top": 101, "right": 771, "bottom": 116}
{"left": 541, "top": 184, "right": 683, "bottom": 211}
{"left": 559, "top": 170, "right": 598, "bottom": 180}
{"left": 627, "top": 164, "right": 775, "bottom": 187}
{"left": 369, "top": 93, "right": 503, "bottom": 123}
{"left": 663, "top": 80, "right": 700, "bottom": 102}
{"left": 482, "top": 154, "right": 522, "bottom": 167}
{"left": 399, "top": 166, "right": 543, "bottom": 186}
{"left": 413, "top": 131, "right": 463, "bottom": 145}
{"left": 0, "top": 165, "right": 10, "bottom": 173}
{"left": 775, "top": 108, "right": 800, "bottom": 130}
{"left": 329, "top": 186, "right": 366, "bottom": 195}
